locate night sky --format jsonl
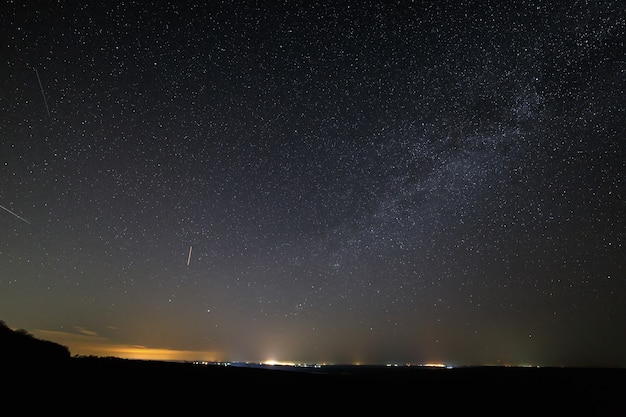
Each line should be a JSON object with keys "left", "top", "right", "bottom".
{"left": 1, "top": 0, "right": 624, "bottom": 367}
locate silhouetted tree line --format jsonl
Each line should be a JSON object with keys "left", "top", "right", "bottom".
{"left": 0, "top": 320, "right": 70, "bottom": 364}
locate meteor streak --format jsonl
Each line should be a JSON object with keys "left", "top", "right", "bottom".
{"left": 34, "top": 68, "right": 51, "bottom": 118}
{"left": 187, "top": 245, "right": 193, "bottom": 266}
{"left": 0, "top": 204, "right": 31, "bottom": 224}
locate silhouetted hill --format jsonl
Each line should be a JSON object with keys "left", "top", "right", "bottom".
{"left": 0, "top": 320, "right": 70, "bottom": 366}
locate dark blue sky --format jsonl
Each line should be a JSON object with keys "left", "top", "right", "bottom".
{"left": 1, "top": 0, "right": 624, "bottom": 366}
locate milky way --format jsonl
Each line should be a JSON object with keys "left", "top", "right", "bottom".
{"left": 1, "top": 1, "right": 624, "bottom": 366}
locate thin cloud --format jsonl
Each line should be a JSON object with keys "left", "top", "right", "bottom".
{"left": 73, "top": 326, "right": 99, "bottom": 336}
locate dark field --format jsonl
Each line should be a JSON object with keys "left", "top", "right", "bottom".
{"left": 2, "top": 322, "right": 623, "bottom": 415}
{"left": 5, "top": 357, "right": 625, "bottom": 416}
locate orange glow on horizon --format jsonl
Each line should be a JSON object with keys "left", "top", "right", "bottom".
{"left": 84, "top": 344, "right": 222, "bottom": 362}
{"left": 423, "top": 363, "right": 446, "bottom": 368}
{"left": 31, "top": 329, "right": 222, "bottom": 362}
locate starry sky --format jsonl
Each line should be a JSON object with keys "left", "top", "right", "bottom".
{"left": 1, "top": 0, "right": 625, "bottom": 367}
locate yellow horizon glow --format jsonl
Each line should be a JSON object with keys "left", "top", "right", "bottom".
{"left": 422, "top": 363, "right": 446, "bottom": 368}
{"left": 31, "top": 329, "right": 222, "bottom": 362}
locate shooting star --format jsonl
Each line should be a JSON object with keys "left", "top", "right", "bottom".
{"left": 0, "top": 204, "right": 31, "bottom": 224}
{"left": 187, "top": 245, "right": 193, "bottom": 266}
{"left": 34, "top": 68, "right": 51, "bottom": 118}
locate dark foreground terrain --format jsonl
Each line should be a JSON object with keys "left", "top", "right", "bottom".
{"left": 2, "top": 322, "right": 624, "bottom": 415}
{"left": 5, "top": 357, "right": 626, "bottom": 415}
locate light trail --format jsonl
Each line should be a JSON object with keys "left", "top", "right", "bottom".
{"left": 34, "top": 68, "right": 51, "bottom": 118}
{"left": 0, "top": 204, "right": 31, "bottom": 224}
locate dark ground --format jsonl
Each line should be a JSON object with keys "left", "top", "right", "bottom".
{"left": 4, "top": 357, "right": 625, "bottom": 416}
